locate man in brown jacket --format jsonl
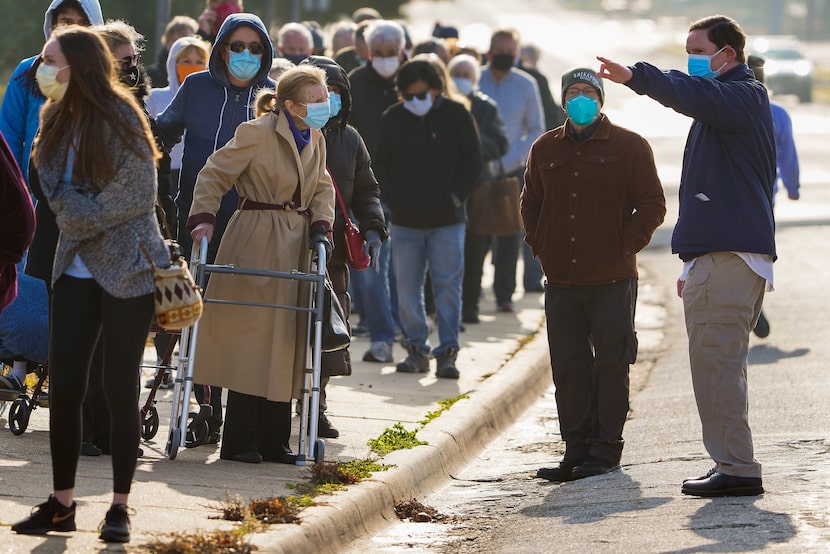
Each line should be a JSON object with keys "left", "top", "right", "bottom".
{"left": 524, "top": 68, "right": 665, "bottom": 482}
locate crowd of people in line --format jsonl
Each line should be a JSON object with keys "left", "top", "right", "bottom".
{"left": 0, "top": 0, "right": 799, "bottom": 544}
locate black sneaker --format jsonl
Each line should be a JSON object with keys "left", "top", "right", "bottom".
{"left": 12, "top": 495, "right": 76, "bottom": 535}
{"left": 99, "top": 504, "right": 131, "bottom": 543}
{"left": 318, "top": 413, "right": 340, "bottom": 439}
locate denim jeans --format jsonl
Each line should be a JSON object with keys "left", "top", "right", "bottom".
{"left": 391, "top": 223, "right": 464, "bottom": 357}
{"left": 359, "top": 232, "right": 397, "bottom": 344}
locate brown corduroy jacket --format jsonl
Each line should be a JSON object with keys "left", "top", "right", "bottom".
{"left": 521, "top": 115, "right": 666, "bottom": 286}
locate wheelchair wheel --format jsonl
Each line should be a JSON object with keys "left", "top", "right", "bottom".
{"left": 184, "top": 412, "right": 209, "bottom": 448}
{"left": 167, "top": 427, "right": 181, "bottom": 460}
{"left": 9, "top": 398, "right": 31, "bottom": 435}
{"left": 314, "top": 438, "right": 325, "bottom": 464}
{"left": 141, "top": 406, "right": 160, "bottom": 440}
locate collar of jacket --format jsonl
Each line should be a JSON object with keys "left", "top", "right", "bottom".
{"left": 553, "top": 113, "right": 611, "bottom": 142}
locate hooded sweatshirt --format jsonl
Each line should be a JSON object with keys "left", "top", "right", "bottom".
{"left": 146, "top": 36, "right": 208, "bottom": 170}
{"left": 0, "top": 0, "right": 104, "bottom": 183}
{"left": 155, "top": 13, "right": 275, "bottom": 221}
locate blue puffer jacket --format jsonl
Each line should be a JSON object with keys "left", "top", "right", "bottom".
{"left": 625, "top": 62, "right": 777, "bottom": 261}
{"left": 154, "top": 13, "right": 275, "bottom": 223}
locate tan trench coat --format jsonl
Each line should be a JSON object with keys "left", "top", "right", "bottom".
{"left": 188, "top": 110, "right": 334, "bottom": 402}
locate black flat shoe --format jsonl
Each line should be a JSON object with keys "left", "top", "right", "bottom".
{"left": 571, "top": 457, "right": 621, "bottom": 480}
{"left": 261, "top": 448, "right": 297, "bottom": 464}
{"left": 220, "top": 451, "right": 263, "bottom": 464}
{"left": 681, "top": 472, "right": 764, "bottom": 497}
{"left": 536, "top": 459, "right": 583, "bottom": 482}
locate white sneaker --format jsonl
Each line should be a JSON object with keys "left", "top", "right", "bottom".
{"left": 362, "top": 342, "right": 393, "bottom": 363}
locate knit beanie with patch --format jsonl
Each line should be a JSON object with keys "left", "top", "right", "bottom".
{"left": 561, "top": 67, "right": 605, "bottom": 107}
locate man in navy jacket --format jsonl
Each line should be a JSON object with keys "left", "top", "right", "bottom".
{"left": 598, "top": 14, "right": 775, "bottom": 498}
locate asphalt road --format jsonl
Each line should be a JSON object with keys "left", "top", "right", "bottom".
{"left": 343, "top": 1, "right": 830, "bottom": 551}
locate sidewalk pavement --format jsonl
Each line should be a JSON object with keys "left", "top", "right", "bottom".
{"left": 0, "top": 259, "right": 554, "bottom": 553}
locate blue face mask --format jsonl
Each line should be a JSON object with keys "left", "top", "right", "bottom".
{"left": 687, "top": 46, "right": 727, "bottom": 79}
{"left": 328, "top": 91, "right": 342, "bottom": 118}
{"left": 565, "top": 94, "right": 599, "bottom": 126}
{"left": 301, "top": 99, "right": 331, "bottom": 130}
{"left": 228, "top": 50, "right": 261, "bottom": 81}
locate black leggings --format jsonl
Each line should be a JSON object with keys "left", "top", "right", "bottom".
{"left": 49, "top": 276, "right": 153, "bottom": 493}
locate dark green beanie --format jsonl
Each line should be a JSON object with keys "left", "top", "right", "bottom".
{"left": 561, "top": 67, "right": 604, "bottom": 107}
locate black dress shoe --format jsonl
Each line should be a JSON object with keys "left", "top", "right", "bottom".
{"left": 571, "top": 457, "right": 621, "bottom": 480}
{"left": 683, "top": 466, "right": 717, "bottom": 484}
{"left": 536, "top": 459, "right": 583, "bottom": 482}
{"left": 681, "top": 472, "right": 764, "bottom": 497}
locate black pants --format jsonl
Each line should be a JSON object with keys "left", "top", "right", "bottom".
{"left": 462, "top": 230, "right": 492, "bottom": 317}
{"left": 544, "top": 279, "right": 638, "bottom": 465}
{"left": 49, "top": 276, "right": 153, "bottom": 493}
{"left": 220, "top": 390, "right": 292, "bottom": 459}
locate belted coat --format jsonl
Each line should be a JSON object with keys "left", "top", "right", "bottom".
{"left": 187, "top": 109, "right": 335, "bottom": 402}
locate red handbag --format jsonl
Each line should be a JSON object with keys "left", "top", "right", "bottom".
{"left": 330, "top": 173, "right": 371, "bottom": 271}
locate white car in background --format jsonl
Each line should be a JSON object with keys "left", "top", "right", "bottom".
{"left": 749, "top": 36, "right": 814, "bottom": 103}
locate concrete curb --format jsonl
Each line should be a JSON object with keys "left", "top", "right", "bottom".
{"left": 251, "top": 327, "right": 552, "bottom": 553}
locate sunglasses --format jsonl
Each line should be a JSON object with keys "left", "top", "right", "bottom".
{"left": 402, "top": 90, "right": 430, "bottom": 101}
{"left": 117, "top": 54, "right": 140, "bottom": 69}
{"left": 226, "top": 41, "right": 265, "bottom": 55}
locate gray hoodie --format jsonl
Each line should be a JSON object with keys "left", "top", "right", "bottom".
{"left": 43, "top": 0, "right": 104, "bottom": 39}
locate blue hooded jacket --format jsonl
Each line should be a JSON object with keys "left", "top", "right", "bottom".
{"left": 625, "top": 62, "right": 777, "bottom": 261}
{"left": 155, "top": 13, "right": 275, "bottom": 220}
{"left": 0, "top": 0, "right": 104, "bottom": 184}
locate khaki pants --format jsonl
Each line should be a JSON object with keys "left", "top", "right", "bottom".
{"left": 683, "top": 252, "right": 764, "bottom": 478}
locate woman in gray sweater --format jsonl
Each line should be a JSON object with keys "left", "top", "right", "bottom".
{"left": 11, "top": 25, "right": 169, "bottom": 543}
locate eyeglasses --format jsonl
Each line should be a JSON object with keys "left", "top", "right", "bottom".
{"left": 402, "top": 90, "right": 430, "bottom": 101}
{"left": 116, "top": 54, "right": 140, "bottom": 70}
{"left": 225, "top": 41, "right": 265, "bottom": 55}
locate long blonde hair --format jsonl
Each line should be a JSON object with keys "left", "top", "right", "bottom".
{"left": 254, "top": 64, "right": 327, "bottom": 117}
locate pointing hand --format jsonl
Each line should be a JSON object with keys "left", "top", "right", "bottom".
{"left": 597, "top": 56, "right": 633, "bottom": 84}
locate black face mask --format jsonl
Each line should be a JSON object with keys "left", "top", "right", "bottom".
{"left": 119, "top": 65, "right": 140, "bottom": 88}
{"left": 490, "top": 53, "right": 515, "bottom": 72}
{"left": 284, "top": 53, "right": 309, "bottom": 66}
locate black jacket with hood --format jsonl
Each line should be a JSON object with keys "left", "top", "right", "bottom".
{"left": 301, "top": 56, "right": 388, "bottom": 269}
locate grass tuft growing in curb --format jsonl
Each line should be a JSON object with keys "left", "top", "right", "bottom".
{"left": 367, "top": 422, "right": 427, "bottom": 456}
{"left": 420, "top": 393, "right": 469, "bottom": 426}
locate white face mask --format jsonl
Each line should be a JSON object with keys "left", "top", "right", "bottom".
{"left": 452, "top": 77, "right": 474, "bottom": 96}
{"left": 36, "top": 63, "right": 69, "bottom": 101}
{"left": 403, "top": 93, "right": 433, "bottom": 117}
{"left": 373, "top": 56, "right": 400, "bottom": 79}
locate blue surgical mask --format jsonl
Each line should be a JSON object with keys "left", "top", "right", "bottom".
{"left": 687, "top": 46, "right": 727, "bottom": 79}
{"left": 565, "top": 94, "right": 599, "bottom": 126}
{"left": 452, "top": 77, "right": 474, "bottom": 96}
{"left": 328, "top": 91, "right": 342, "bottom": 118}
{"left": 301, "top": 99, "right": 331, "bottom": 130}
{"left": 228, "top": 49, "right": 261, "bottom": 81}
